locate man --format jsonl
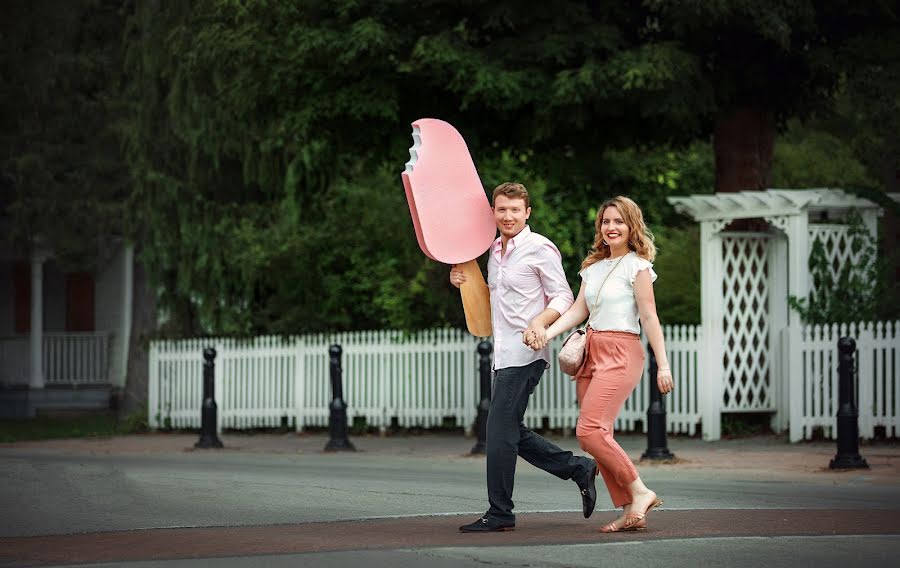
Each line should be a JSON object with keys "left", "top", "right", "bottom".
{"left": 450, "top": 182, "right": 597, "bottom": 533}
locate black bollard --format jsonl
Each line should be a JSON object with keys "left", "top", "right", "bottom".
{"left": 642, "top": 347, "right": 674, "bottom": 460}
{"left": 470, "top": 340, "right": 492, "bottom": 455}
{"left": 195, "top": 347, "right": 224, "bottom": 449}
{"left": 324, "top": 344, "right": 356, "bottom": 452}
{"left": 829, "top": 337, "right": 868, "bottom": 469}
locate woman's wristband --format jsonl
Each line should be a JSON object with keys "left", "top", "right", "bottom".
{"left": 658, "top": 367, "right": 670, "bottom": 372}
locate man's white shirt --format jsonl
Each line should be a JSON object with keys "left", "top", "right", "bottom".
{"left": 487, "top": 225, "right": 574, "bottom": 370}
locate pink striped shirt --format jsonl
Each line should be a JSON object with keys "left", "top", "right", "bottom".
{"left": 487, "top": 225, "right": 574, "bottom": 370}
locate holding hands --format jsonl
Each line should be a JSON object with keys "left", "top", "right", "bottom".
{"left": 522, "top": 321, "right": 548, "bottom": 350}
{"left": 521, "top": 311, "right": 676, "bottom": 397}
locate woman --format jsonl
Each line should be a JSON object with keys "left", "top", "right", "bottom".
{"left": 525, "top": 195, "right": 674, "bottom": 532}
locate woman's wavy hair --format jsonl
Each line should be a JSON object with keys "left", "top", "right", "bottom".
{"left": 581, "top": 196, "right": 656, "bottom": 270}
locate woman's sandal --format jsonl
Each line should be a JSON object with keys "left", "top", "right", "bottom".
{"left": 599, "top": 516, "right": 646, "bottom": 533}
{"left": 622, "top": 496, "right": 664, "bottom": 529}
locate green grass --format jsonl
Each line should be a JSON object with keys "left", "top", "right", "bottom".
{"left": 0, "top": 411, "right": 148, "bottom": 443}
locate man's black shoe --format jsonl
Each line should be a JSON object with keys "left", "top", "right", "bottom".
{"left": 579, "top": 463, "right": 598, "bottom": 518}
{"left": 458, "top": 516, "right": 515, "bottom": 532}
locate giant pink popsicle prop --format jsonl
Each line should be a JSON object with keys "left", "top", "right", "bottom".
{"left": 401, "top": 118, "right": 495, "bottom": 336}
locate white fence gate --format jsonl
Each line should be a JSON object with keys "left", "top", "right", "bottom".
{"left": 149, "top": 327, "right": 703, "bottom": 436}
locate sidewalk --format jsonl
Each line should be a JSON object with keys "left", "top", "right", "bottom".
{"left": 4, "top": 430, "right": 898, "bottom": 483}
{"left": 2, "top": 430, "right": 899, "bottom": 567}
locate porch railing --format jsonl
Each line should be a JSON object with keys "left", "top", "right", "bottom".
{"left": 0, "top": 332, "right": 111, "bottom": 387}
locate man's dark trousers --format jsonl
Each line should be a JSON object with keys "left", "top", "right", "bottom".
{"left": 486, "top": 358, "right": 594, "bottom": 524}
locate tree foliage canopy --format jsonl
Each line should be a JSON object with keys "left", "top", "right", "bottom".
{"left": 3, "top": 0, "right": 897, "bottom": 335}
{"left": 1, "top": 0, "right": 129, "bottom": 268}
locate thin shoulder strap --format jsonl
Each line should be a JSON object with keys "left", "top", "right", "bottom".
{"left": 590, "top": 255, "right": 624, "bottom": 312}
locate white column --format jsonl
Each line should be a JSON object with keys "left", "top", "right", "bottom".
{"left": 860, "top": 209, "right": 879, "bottom": 245}
{"left": 765, "top": 221, "right": 789, "bottom": 433}
{"left": 29, "top": 254, "right": 45, "bottom": 389}
{"left": 784, "top": 214, "right": 809, "bottom": 441}
{"left": 785, "top": 214, "right": 810, "bottom": 325}
{"left": 700, "top": 220, "right": 726, "bottom": 441}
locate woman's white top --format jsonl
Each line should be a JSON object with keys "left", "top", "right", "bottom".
{"left": 579, "top": 251, "right": 657, "bottom": 334}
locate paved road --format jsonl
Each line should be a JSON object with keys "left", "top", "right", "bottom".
{"left": 1, "top": 432, "right": 898, "bottom": 567}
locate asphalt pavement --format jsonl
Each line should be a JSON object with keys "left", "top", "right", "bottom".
{"left": 1, "top": 431, "right": 898, "bottom": 567}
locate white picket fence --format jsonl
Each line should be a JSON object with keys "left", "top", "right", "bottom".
{"left": 788, "top": 321, "right": 900, "bottom": 442}
{"left": 148, "top": 326, "right": 703, "bottom": 435}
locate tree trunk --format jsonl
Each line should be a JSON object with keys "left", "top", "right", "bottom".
{"left": 714, "top": 107, "right": 776, "bottom": 193}
{"left": 119, "top": 256, "right": 157, "bottom": 418}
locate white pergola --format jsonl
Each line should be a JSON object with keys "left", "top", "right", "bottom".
{"left": 667, "top": 188, "right": 883, "bottom": 440}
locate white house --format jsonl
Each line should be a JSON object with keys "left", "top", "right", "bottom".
{"left": 0, "top": 235, "right": 134, "bottom": 417}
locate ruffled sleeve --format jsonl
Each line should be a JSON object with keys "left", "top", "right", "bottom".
{"left": 629, "top": 254, "right": 657, "bottom": 284}
{"left": 577, "top": 264, "right": 593, "bottom": 285}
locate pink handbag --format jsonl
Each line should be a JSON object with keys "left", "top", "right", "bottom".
{"left": 557, "top": 328, "right": 587, "bottom": 376}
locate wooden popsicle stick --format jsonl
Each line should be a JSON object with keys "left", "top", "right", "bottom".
{"left": 458, "top": 259, "right": 492, "bottom": 337}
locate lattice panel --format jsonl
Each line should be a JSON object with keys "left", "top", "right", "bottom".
{"left": 721, "top": 235, "right": 772, "bottom": 411}
{"left": 807, "top": 224, "right": 862, "bottom": 293}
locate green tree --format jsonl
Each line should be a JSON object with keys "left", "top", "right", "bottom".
{"left": 116, "top": 0, "right": 898, "bottom": 336}
{"left": 1, "top": 0, "right": 129, "bottom": 267}
{"left": 771, "top": 120, "right": 878, "bottom": 190}
{"left": 119, "top": 0, "right": 720, "bottom": 334}
{"left": 0, "top": 0, "right": 160, "bottom": 416}
{"left": 645, "top": 0, "right": 899, "bottom": 193}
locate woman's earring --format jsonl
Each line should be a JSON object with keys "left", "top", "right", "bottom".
{"left": 602, "top": 240, "right": 608, "bottom": 247}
